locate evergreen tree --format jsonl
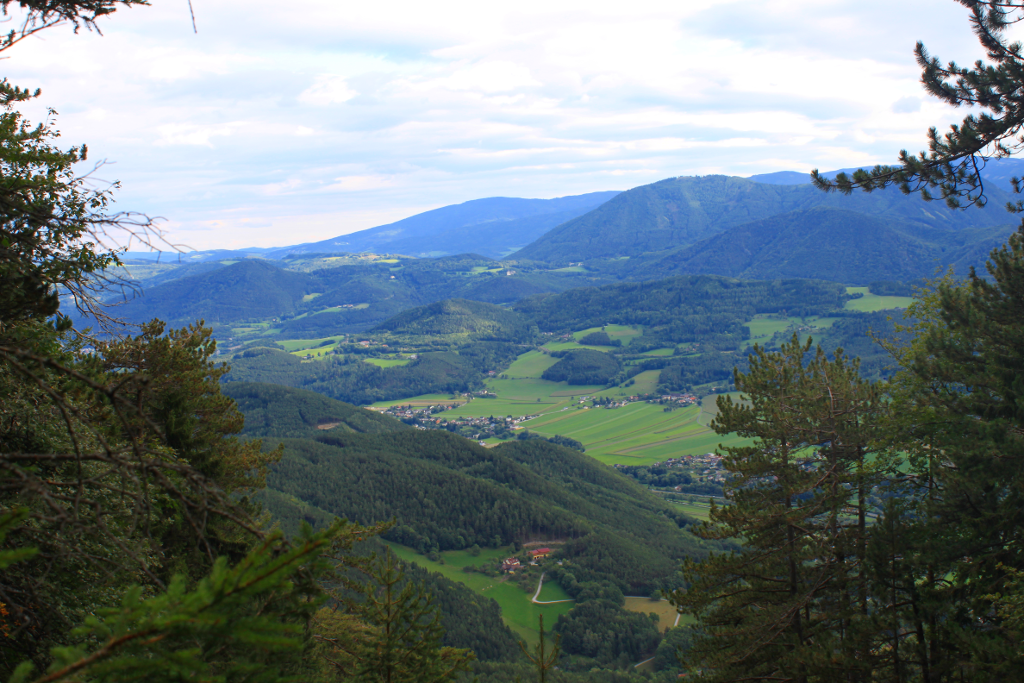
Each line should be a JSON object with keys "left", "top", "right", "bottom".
{"left": 812, "top": 1, "right": 1024, "bottom": 212}
{"left": 674, "top": 335, "right": 882, "bottom": 682}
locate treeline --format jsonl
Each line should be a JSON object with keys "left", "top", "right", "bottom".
{"left": 225, "top": 343, "right": 522, "bottom": 404}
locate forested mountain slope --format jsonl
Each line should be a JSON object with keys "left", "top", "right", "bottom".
{"left": 231, "top": 386, "right": 710, "bottom": 594}
{"left": 111, "top": 259, "right": 316, "bottom": 323}
{"left": 514, "top": 275, "right": 848, "bottom": 343}
{"left": 512, "top": 174, "right": 1016, "bottom": 263}
{"left": 652, "top": 207, "right": 940, "bottom": 284}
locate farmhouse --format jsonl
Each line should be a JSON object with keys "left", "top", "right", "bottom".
{"left": 500, "top": 557, "right": 520, "bottom": 573}
{"left": 529, "top": 548, "right": 551, "bottom": 561}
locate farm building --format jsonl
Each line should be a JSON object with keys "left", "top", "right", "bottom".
{"left": 529, "top": 548, "right": 552, "bottom": 561}
{"left": 500, "top": 557, "right": 521, "bottom": 573}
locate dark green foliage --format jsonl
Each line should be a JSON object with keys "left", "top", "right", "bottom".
{"left": 869, "top": 280, "right": 920, "bottom": 296}
{"left": 401, "top": 562, "right": 520, "bottom": 663}
{"left": 225, "top": 348, "right": 496, "bottom": 405}
{"left": 516, "top": 275, "right": 847, "bottom": 345}
{"left": 333, "top": 549, "right": 475, "bottom": 683}
{"left": 652, "top": 626, "right": 694, "bottom": 672}
{"left": 239, "top": 396, "right": 709, "bottom": 593}
{"left": 372, "top": 298, "right": 536, "bottom": 341}
{"left": 675, "top": 335, "right": 882, "bottom": 682}
{"left": 514, "top": 431, "right": 585, "bottom": 451}
{"left": 221, "top": 381, "right": 403, "bottom": 438}
{"left": 554, "top": 599, "right": 661, "bottom": 665}
{"left": 577, "top": 331, "right": 620, "bottom": 346}
{"left": 541, "top": 349, "right": 621, "bottom": 385}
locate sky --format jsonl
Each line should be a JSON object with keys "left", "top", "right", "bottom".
{"left": 3, "top": 0, "right": 1006, "bottom": 251}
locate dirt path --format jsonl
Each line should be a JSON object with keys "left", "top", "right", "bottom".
{"left": 531, "top": 572, "right": 574, "bottom": 604}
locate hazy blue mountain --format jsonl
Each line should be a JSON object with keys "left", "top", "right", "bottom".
{"left": 109, "top": 259, "right": 315, "bottom": 324}
{"left": 269, "top": 191, "right": 620, "bottom": 259}
{"left": 511, "top": 175, "right": 1016, "bottom": 263}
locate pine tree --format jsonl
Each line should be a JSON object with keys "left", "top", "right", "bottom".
{"left": 812, "top": 1, "right": 1024, "bottom": 211}
{"left": 673, "top": 335, "right": 882, "bottom": 682}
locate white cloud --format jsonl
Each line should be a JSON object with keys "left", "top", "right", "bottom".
{"left": 299, "top": 76, "right": 359, "bottom": 105}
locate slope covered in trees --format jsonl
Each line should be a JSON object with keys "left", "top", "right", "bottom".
{"left": 651, "top": 207, "right": 973, "bottom": 284}
{"left": 511, "top": 174, "right": 1016, "bottom": 263}
{"left": 230, "top": 387, "right": 712, "bottom": 595}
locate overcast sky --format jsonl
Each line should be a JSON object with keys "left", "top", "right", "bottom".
{"left": 3, "top": 0, "right": 1003, "bottom": 250}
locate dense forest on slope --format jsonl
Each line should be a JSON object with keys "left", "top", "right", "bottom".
{"left": 230, "top": 385, "right": 710, "bottom": 594}
{"left": 514, "top": 275, "right": 848, "bottom": 344}
{"left": 225, "top": 344, "right": 522, "bottom": 404}
{"left": 542, "top": 349, "right": 622, "bottom": 385}
{"left": 511, "top": 174, "right": 1016, "bottom": 263}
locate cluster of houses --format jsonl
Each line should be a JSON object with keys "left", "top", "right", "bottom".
{"left": 499, "top": 548, "right": 553, "bottom": 574}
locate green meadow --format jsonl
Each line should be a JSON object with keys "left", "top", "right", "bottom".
{"left": 384, "top": 544, "right": 571, "bottom": 647}
{"left": 844, "top": 286, "right": 914, "bottom": 312}
{"left": 364, "top": 357, "right": 412, "bottom": 368}
{"left": 522, "top": 400, "right": 750, "bottom": 465}
{"left": 572, "top": 324, "right": 642, "bottom": 346}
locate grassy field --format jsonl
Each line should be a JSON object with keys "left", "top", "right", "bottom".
{"left": 370, "top": 394, "right": 468, "bottom": 409}
{"left": 277, "top": 337, "right": 339, "bottom": 352}
{"left": 364, "top": 358, "right": 412, "bottom": 368}
{"left": 573, "top": 324, "right": 642, "bottom": 346}
{"left": 621, "top": 598, "right": 689, "bottom": 633}
{"left": 537, "top": 578, "right": 573, "bottom": 602}
{"left": 501, "top": 351, "right": 558, "bottom": 378}
{"left": 522, "top": 401, "right": 750, "bottom": 465}
{"left": 384, "top": 544, "right": 571, "bottom": 648}
{"left": 845, "top": 286, "right": 914, "bottom": 312}
{"left": 669, "top": 500, "right": 712, "bottom": 521}
{"left": 641, "top": 348, "right": 675, "bottom": 357}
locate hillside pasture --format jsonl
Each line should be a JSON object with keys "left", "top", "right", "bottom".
{"left": 572, "top": 324, "right": 642, "bottom": 346}
{"left": 501, "top": 350, "right": 558, "bottom": 378}
{"left": 384, "top": 543, "right": 571, "bottom": 648}
{"left": 844, "top": 286, "right": 914, "bottom": 312}
{"left": 364, "top": 357, "right": 412, "bottom": 368}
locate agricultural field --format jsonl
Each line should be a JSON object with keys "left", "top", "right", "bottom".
{"left": 522, "top": 401, "right": 751, "bottom": 466}
{"left": 572, "top": 324, "right": 642, "bottom": 346}
{"left": 370, "top": 394, "right": 468, "bottom": 409}
{"left": 641, "top": 347, "right": 675, "bottom": 356}
{"left": 844, "top": 286, "right": 914, "bottom": 312}
{"left": 621, "top": 598, "right": 688, "bottom": 633}
{"left": 384, "top": 544, "right": 571, "bottom": 647}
